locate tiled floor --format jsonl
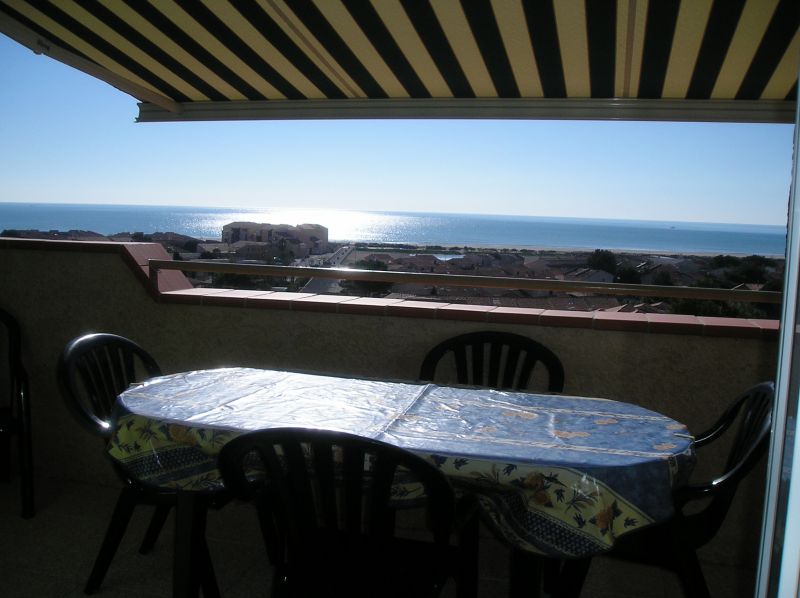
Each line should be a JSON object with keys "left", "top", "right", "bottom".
{"left": 1, "top": 474, "right": 754, "bottom": 597}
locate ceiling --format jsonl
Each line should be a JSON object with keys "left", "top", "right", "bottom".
{"left": 1, "top": 0, "right": 798, "bottom": 123}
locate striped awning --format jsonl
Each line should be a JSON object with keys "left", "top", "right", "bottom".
{"left": 1, "top": 0, "right": 798, "bottom": 123}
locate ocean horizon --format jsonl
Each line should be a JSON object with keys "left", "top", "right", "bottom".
{"left": 0, "top": 202, "right": 787, "bottom": 257}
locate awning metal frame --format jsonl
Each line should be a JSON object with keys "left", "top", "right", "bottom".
{"left": 136, "top": 96, "right": 797, "bottom": 124}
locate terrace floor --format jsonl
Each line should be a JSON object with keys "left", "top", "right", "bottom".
{"left": 1, "top": 472, "right": 753, "bottom": 597}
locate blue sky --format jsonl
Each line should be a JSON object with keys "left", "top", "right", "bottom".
{"left": 0, "top": 34, "right": 795, "bottom": 226}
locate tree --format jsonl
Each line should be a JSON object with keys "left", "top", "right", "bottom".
{"left": 615, "top": 266, "right": 641, "bottom": 284}
{"left": 728, "top": 255, "right": 775, "bottom": 284}
{"left": 587, "top": 249, "right": 617, "bottom": 275}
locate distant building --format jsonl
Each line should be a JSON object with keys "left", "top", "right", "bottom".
{"left": 563, "top": 267, "right": 614, "bottom": 283}
{"left": 394, "top": 254, "right": 441, "bottom": 271}
{"left": 221, "top": 222, "right": 328, "bottom": 255}
{"left": 363, "top": 253, "right": 394, "bottom": 264}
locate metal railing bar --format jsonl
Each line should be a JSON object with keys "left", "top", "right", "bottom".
{"left": 148, "top": 259, "right": 782, "bottom": 304}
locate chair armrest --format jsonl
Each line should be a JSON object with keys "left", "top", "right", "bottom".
{"left": 674, "top": 433, "right": 770, "bottom": 508}
{"left": 693, "top": 400, "right": 747, "bottom": 449}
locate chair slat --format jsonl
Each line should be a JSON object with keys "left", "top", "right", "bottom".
{"left": 342, "top": 444, "right": 365, "bottom": 533}
{"left": 488, "top": 342, "right": 502, "bottom": 387}
{"left": 95, "top": 349, "right": 119, "bottom": 410}
{"left": 117, "top": 347, "right": 135, "bottom": 393}
{"left": 503, "top": 346, "right": 522, "bottom": 389}
{"left": 471, "top": 342, "right": 485, "bottom": 387}
{"left": 517, "top": 354, "right": 537, "bottom": 391}
{"left": 283, "top": 441, "right": 316, "bottom": 539}
{"left": 311, "top": 440, "right": 338, "bottom": 529}
{"left": 453, "top": 345, "right": 468, "bottom": 385}
{"left": 367, "top": 454, "right": 397, "bottom": 536}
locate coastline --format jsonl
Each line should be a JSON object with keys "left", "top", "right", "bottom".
{"left": 342, "top": 243, "right": 786, "bottom": 260}
{"left": 0, "top": 202, "right": 786, "bottom": 258}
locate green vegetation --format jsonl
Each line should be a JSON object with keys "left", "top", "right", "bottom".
{"left": 580, "top": 248, "right": 782, "bottom": 318}
{"left": 614, "top": 266, "right": 641, "bottom": 284}
{"left": 340, "top": 259, "right": 393, "bottom": 296}
{"left": 587, "top": 249, "right": 617, "bottom": 275}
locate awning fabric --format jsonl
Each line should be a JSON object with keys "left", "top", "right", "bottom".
{"left": 0, "top": 0, "right": 798, "bottom": 123}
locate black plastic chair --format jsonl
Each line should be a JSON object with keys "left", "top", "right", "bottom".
{"left": 555, "top": 381, "right": 775, "bottom": 598}
{"left": 421, "top": 330, "right": 565, "bottom": 597}
{"left": 0, "top": 308, "right": 34, "bottom": 518}
{"left": 218, "top": 427, "right": 460, "bottom": 598}
{"left": 419, "top": 331, "right": 565, "bottom": 392}
{"left": 58, "top": 333, "right": 220, "bottom": 596}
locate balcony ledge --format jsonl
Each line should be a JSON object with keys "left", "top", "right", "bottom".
{"left": 1, "top": 238, "right": 779, "bottom": 341}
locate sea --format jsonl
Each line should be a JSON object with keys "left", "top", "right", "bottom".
{"left": 0, "top": 202, "right": 787, "bottom": 257}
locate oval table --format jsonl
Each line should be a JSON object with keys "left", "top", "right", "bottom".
{"left": 107, "top": 367, "right": 695, "bottom": 595}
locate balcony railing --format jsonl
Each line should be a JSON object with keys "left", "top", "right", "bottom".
{"left": 148, "top": 259, "right": 783, "bottom": 304}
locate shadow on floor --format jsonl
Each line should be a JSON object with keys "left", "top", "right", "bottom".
{"left": 1, "top": 475, "right": 753, "bottom": 597}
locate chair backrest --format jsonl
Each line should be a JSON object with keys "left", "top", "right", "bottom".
{"left": 218, "top": 427, "right": 456, "bottom": 556}
{"left": 58, "top": 333, "right": 161, "bottom": 438}
{"left": 0, "top": 308, "right": 28, "bottom": 412}
{"left": 419, "top": 331, "right": 565, "bottom": 392}
{"left": 681, "top": 381, "right": 774, "bottom": 546}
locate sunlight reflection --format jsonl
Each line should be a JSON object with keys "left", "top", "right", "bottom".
{"left": 198, "top": 208, "right": 422, "bottom": 244}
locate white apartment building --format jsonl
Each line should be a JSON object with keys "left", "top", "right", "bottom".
{"left": 221, "top": 222, "right": 328, "bottom": 255}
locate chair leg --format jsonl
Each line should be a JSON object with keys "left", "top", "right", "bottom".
{"left": 0, "top": 408, "right": 11, "bottom": 482}
{"left": 552, "top": 558, "right": 592, "bottom": 598}
{"left": 140, "top": 504, "right": 172, "bottom": 554}
{"left": 19, "top": 451, "right": 34, "bottom": 519}
{"left": 674, "top": 549, "right": 711, "bottom": 598}
{"left": 85, "top": 487, "right": 138, "bottom": 594}
{"left": 174, "top": 492, "right": 200, "bottom": 598}
{"left": 509, "top": 549, "right": 543, "bottom": 598}
{"left": 271, "top": 564, "right": 290, "bottom": 598}
{"left": 174, "top": 493, "right": 219, "bottom": 598}
{"left": 542, "top": 559, "right": 561, "bottom": 595}
{"left": 18, "top": 393, "right": 34, "bottom": 519}
{"left": 198, "top": 538, "right": 220, "bottom": 598}
{"left": 456, "top": 512, "right": 479, "bottom": 598}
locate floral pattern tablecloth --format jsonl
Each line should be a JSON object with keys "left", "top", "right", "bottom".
{"left": 108, "top": 368, "right": 695, "bottom": 557}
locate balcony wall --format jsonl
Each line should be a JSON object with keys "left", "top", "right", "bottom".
{"left": 0, "top": 238, "right": 781, "bottom": 594}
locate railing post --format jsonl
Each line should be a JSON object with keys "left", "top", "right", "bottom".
{"left": 148, "top": 260, "right": 159, "bottom": 288}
